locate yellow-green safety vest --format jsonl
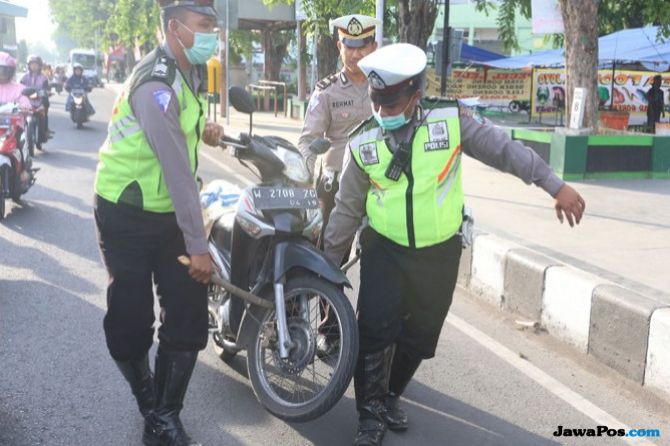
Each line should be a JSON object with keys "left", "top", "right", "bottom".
{"left": 95, "top": 48, "right": 206, "bottom": 213}
{"left": 350, "top": 101, "right": 463, "bottom": 248}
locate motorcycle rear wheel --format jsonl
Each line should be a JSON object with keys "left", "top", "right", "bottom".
{"left": 247, "top": 273, "right": 358, "bottom": 422}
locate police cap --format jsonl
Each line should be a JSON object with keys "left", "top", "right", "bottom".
{"left": 358, "top": 43, "right": 427, "bottom": 105}
{"left": 157, "top": 0, "right": 218, "bottom": 17}
{"left": 329, "top": 14, "right": 381, "bottom": 48}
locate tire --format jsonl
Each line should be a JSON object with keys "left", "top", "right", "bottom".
{"left": 76, "top": 122, "right": 83, "bottom": 129}
{"left": 27, "top": 119, "right": 36, "bottom": 157}
{"left": 509, "top": 101, "right": 521, "bottom": 113}
{"left": 246, "top": 274, "right": 358, "bottom": 422}
{"left": 0, "top": 165, "right": 9, "bottom": 220}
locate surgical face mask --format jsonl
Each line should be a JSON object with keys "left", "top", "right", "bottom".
{"left": 372, "top": 99, "right": 413, "bottom": 131}
{"left": 176, "top": 21, "right": 218, "bottom": 65}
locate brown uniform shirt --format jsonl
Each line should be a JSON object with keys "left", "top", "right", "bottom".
{"left": 298, "top": 71, "right": 371, "bottom": 176}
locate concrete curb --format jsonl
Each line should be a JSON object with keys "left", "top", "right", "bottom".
{"left": 458, "top": 232, "right": 670, "bottom": 400}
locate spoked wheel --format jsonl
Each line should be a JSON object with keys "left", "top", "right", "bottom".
{"left": 247, "top": 274, "right": 358, "bottom": 422}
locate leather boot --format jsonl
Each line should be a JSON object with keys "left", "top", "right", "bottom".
{"left": 142, "top": 348, "right": 201, "bottom": 446}
{"left": 380, "top": 346, "right": 423, "bottom": 432}
{"left": 352, "top": 346, "right": 394, "bottom": 446}
{"left": 114, "top": 353, "right": 156, "bottom": 418}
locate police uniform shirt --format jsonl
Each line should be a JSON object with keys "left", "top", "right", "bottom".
{"left": 323, "top": 110, "right": 566, "bottom": 265}
{"left": 298, "top": 71, "right": 371, "bottom": 175}
{"left": 129, "top": 43, "right": 208, "bottom": 255}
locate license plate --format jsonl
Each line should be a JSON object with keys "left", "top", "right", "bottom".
{"left": 252, "top": 187, "right": 319, "bottom": 210}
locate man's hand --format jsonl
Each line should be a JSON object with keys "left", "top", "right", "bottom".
{"left": 554, "top": 184, "right": 586, "bottom": 227}
{"left": 202, "top": 122, "right": 225, "bottom": 147}
{"left": 188, "top": 254, "right": 213, "bottom": 284}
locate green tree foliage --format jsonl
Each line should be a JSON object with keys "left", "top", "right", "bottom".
{"left": 49, "top": 0, "right": 159, "bottom": 53}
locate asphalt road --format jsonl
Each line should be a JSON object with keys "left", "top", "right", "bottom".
{"left": 1, "top": 87, "right": 669, "bottom": 446}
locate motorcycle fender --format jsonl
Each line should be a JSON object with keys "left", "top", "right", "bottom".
{"left": 273, "top": 239, "right": 351, "bottom": 288}
{"left": 0, "top": 154, "right": 11, "bottom": 168}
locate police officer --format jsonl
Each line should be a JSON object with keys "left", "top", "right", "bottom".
{"left": 93, "top": 1, "right": 222, "bottom": 445}
{"left": 324, "top": 44, "right": 586, "bottom": 446}
{"left": 298, "top": 14, "right": 380, "bottom": 246}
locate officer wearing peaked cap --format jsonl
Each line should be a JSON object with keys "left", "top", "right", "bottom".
{"left": 94, "top": 1, "right": 222, "bottom": 445}
{"left": 324, "top": 43, "right": 586, "bottom": 446}
{"left": 298, "top": 14, "right": 380, "bottom": 248}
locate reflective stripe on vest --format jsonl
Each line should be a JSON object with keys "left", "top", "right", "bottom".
{"left": 95, "top": 65, "right": 205, "bottom": 213}
{"left": 351, "top": 106, "right": 463, "bottom": 248}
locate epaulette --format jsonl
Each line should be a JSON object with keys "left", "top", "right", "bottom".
{"left": 348, "top": 115, "right": 376, "bottom": 138}
{"left": 315, "top": 73, "right": 340, "bottom": 91}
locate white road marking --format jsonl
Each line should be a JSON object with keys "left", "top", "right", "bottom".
{"left": 448, "top": 315, "right": 658, "bottom": 446}
{"left": 200, "top": 149, "right": 253, "bottom": 186}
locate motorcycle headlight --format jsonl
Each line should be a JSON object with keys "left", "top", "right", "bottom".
{"left": 275, "top": 145, "right": 310, "bottom": 184}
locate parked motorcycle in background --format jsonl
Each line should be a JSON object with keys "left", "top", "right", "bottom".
{"left": 0, "top": 102, "right": 37, "bottom": 219}
{"left": 200, "top": 87, "right": 358, "bottom": 422}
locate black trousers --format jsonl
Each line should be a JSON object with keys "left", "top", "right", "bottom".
{"left": 94, "top": 196, "right": 208, "bottom": 361}
{"left": 357, "top": 228, "right": 462, "bottom": 359}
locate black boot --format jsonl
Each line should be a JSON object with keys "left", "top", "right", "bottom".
{"left": 380, "top": 346, "right": 423, "bottom": 432}
{"left": 142, "top": 348, "right": 201, "bottom": 446}
{"left": 114, "top": 353, "right": 156, "bottom": 418}
{"left": 353, "top": 346, "right": 394, "bottom": 446}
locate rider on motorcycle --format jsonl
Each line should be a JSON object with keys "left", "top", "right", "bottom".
{"left": 20, "top": 55, "right": 52, "bottom": 141}
{"left": 0, "top": 52, "right": 32, "bottom": 161}
{"left": 65, "top": 63, "right": 95, "bottom": 116}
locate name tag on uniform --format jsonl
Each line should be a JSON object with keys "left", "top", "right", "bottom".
{"left": 360, "top": 143, "right": 379, "bottom": 165}
{"left": 424, "top": 121, "right": 450, "bottom": 151}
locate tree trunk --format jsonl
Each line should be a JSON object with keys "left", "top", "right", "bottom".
{"left": 262, "top": 28, "right": 291, "bottom": 81}
{"left": 560, "top": 0, "right": 600, "bottom": 130}
{"left": 316, "top": 33, "right": 339, "bottom": 80}
{"left": 397, "top": 0, "right": 439, "bottom": 50}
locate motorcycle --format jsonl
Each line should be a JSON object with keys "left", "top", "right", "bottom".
{"left": 0, "top": 103, "right": 37, "bottom": 219}
{"left": 69, "top": 88, "right": 91, "bottom": 129}
{"left": 23, "top": 87, "right": 47, "bottom": 156}
{"left": 199, "top": 86, "right": 358, "bottom": 422}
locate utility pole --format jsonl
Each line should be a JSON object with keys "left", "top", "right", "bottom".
{"left": 375, "top": 0, "right": 384, "bottom": 47}
{"left": 440, "top": 0, "right": 450, "bottom": 97}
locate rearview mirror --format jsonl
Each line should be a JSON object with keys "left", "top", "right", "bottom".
{"left": 229, "top": 86, "right": 255, "bottom": 114}
{"left": 309, "top": 138, "right": 331, "bottom": 155}
{"left": 21, "top": 87, "right": 36, "bottom": 97}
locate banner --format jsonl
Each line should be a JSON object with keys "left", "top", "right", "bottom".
{"left": 427, "top": 68, "right": 532, "bottom": 110}
{"left": 532, "top": 69, "right": 670, "bottom": 125}
{"left": 531, "top": 0, "right": 564, "bottom": 34}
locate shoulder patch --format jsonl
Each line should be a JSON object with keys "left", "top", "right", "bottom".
{"left": 348, "top": 116, "right": 377, "bottom": 138}
{"left": 316, "top": 73, "right": 340, "bottom": 91}
{"left": 153, "top": 89, "right": 173, "bottom": 114}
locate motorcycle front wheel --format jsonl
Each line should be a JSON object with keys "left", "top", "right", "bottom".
{"left": 26, "top": 119, "right": 36, "bottom": 157}
{"left": 247, "top": 273, "right": 358, "bottom": 422}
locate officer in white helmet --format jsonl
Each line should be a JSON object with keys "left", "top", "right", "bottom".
{"left": 324, "top": 43, "right": 586, "bottom": 446}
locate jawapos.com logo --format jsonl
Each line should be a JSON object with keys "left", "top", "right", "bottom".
{"left": 553, "top": 425, "right": 660, "bottom": 438}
